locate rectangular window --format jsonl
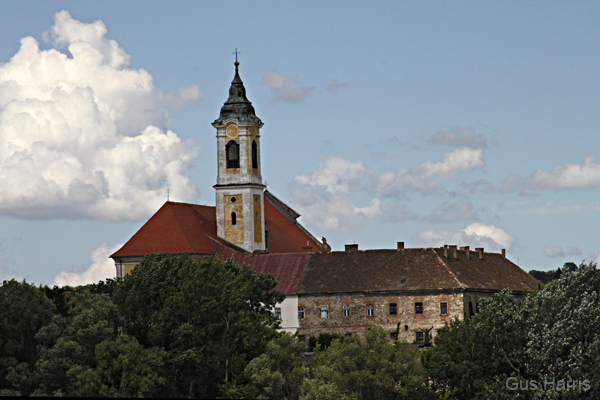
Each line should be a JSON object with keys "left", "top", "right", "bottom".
{"left": 390, "top": 331, "right": 398, "bottom": 340}
{"left": 298, "top": 306, "right": 305, "bottom": 319}
{"left": 343, "top": 305, "right": 350, "bottom": 317}
{"left": 389, "top": 303, "right": 397, "bottom": 315}
{"left": 367, "top": 304, "right": 374, "bottom": 317}
{"left": 416, "top": 331, "right": 424, "bottom": 343}
{"left": 415, "top": 302, "right": 423, "bottom": 314}
{"left": 298, "top": 335, "right": 306, "bottom": 343}
{"left": 320, "top": 306, "right": 328, "bottom": 319}
{"left": 275, "top": 307, "right": 281, "bottom": 319}
{"left": 440, "top": 302, "right": 448, "bottom": 315}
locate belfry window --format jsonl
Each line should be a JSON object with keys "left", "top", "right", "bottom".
{"left": 231, "top": 212, "right": 237, "bottom": 225}
{"left": 226, "top": 141, "right": 239, "bottom": 168}
{"left": 252, "top": 140, "right": 258, "bottom": 169}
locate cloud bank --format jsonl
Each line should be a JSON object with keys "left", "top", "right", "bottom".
{"left": 375, "top": 148, "right": 484, "bottom": 197}
{"left": 0, "top": 11, "right": 202, "bottom": 220}
{"left": 54, "top": 242, "right": 121, "bottom": 287}
{"left": 263, "top": 70, "right": 315, "bottom": 102}
{"left": 502, "top": 157, "right": 600, "bottom": 196}
{"left": 289, "top": 156, "right": 383, "bottom": 231}
{"left": 413, "top": 222, "right": 516, "bottom": 251}
{"left": 429, "top": 127, "right": 487, "bottom": 148}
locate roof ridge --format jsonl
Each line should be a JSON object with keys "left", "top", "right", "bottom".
{"left": 431, "top": 248, "right": 466, "bottom": 288}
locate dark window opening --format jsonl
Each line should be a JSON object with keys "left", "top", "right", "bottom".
{"left": 298, "top": 335, "right": 306, "bottom": 342}
{"left": 231, "top": 197, "right": 236, "bottom": 203}
{"left": 415, "top": 302, "right": 423, "bottom": 314}
{"left": 389, "top": 303, "right": 397, "bottom": 315}
{"left": 275, "top": 307, "right": 281, "bottom": 319}
{"left": 231, "top": 212, "right": 237, "bottom": 225}
{"left": 404, "top": 325, "right": 409, "bottom": 331}
{"left": 226, "top": 141, "right": 239, "bottom": 168}
{"left": 390, "top": 332, "right": 398, "bottom": 340}
{"left": 469, "top": 301, "right": 474, "bottom": 317}
{"left": 298, "top": 307, "right": 305, "bottom": 319}
{"left": 440, "top": 302, "right": 448, "bottom": 315}
{"left": 252, "top": 140, "right": 258, "bottom": 169}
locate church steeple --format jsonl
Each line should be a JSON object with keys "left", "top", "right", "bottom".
{"left": 212, "top": 59, "right": 265, "bottom": 253}
{"left": 213, "top": 60, "right": 261, "bottom": 125}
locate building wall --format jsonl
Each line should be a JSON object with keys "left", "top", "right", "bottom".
{"left": 277, "top": 295, "right": 299, "bottom": 334}
{"left": 297, "top": 291, "right": 464, "bottom": 342}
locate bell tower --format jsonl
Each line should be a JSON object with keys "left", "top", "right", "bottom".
{"left": 212, "top": 58, "right": 266, "bottom": 253}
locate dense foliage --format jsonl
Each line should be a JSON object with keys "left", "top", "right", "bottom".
{"left": 425, "top": 262, "right": 600, "bottom": 399}
{"left": 0, "top": 253, "right": 284, "bottom": 397}
{"left": 1, "top": 257, "right": 600, "bottom": 399}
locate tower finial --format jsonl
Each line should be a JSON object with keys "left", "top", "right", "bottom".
{"left": 233, "top": 48, "right": 240, "bottom": 70}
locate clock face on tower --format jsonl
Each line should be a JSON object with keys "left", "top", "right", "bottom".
{"left": 226, "top": 125, "right": 238, "bottom": 138}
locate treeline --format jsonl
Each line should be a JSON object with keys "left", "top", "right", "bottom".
{"left": 1, "top": 255, "right": 599, "bottom": 399}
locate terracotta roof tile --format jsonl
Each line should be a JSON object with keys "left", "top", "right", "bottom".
{"left": 111, "top": 194, "right": 324, "bottom": 258}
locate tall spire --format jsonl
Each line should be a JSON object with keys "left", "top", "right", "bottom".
{"left": 213, "top": 58, "right": 260, "bottom": 125}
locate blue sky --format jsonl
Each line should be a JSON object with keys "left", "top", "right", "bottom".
{"left": 1, "top": 1, "right": 599, "bottom": 285}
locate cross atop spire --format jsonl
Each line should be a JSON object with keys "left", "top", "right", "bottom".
{"left": 233, "top": 48, "right": 240, "bottom": 70}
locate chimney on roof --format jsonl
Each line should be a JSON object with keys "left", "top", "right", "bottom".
{"left": 461, "top": 246, "right": 470, "bottom": 259}
{"left": 501, "top": 249, "right": 506, "bottom": 258}
{"left": 475, "top": 247, "right": 484, "bottom": 260}
{"left": 443, "top": 245, "right": 448, "bottom": 259}
{"left": 345, "top": 244, "right": 359, "bottom": 252}
{"left": 397, "top": 242, "right": 404, "bottom": 250}
{"left": 449, "top": 245, "right": 458, "bottom": 259}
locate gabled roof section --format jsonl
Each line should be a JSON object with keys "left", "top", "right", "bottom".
{"left": 111, "top": 193, "right": 325, "bottom": 258}
{"left": 264, "top": 193, "right": 324, "bottom": 254}
{"left": 110, "top": 201, "right": 220, "bottom": 258}
{"left": 296, "top": 248, "right": 538, "bottom": 294}
{"left": 209, "top": 238, "right": 310, "bottom": 294}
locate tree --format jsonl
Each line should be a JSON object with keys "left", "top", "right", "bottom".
{"left": 241, "top": 333, "right": 307, "bottom": 400}
{"left": 32, "top": 292, "right": 120, "bottom": 396}
{"left": 114, "top": 253, "right": 284, "bottom": 398}
{"left": 74, "top": 335, "right": 169, "bottom": 397}
{"left": 302, "top": 326, "right": 432, "bottom": 400}
{"left": 0, "top": 279, "right": 56, "bottom": 396}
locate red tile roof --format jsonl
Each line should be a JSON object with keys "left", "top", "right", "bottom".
{"left": 111, "top": 202, "right": 220, "bottom": 257}
{"left": 110, "top": 193, "right": 324, "bottom": 258}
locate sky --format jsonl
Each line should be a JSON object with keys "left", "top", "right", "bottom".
{"left": 1, "top": 1, "right": 599, "bottom": 286}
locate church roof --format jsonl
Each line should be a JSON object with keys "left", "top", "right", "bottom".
{"left": 295, "top": 248, "right": 538, "bottom": 294}
{"left": 110, "top": 194, "right": 324, "bottom": 259}
{"left": 213, "top": 61, "right": 262, "bottom": 125}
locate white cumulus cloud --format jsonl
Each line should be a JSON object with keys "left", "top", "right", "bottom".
{"left": 0, "top": 11, "right": 202, "bottom": 220}
{"left": 263, "top": 70, "right": 315, "bottom": 102}
{"left": 502, "top": 157, "right": 600, "bottom": 196}
{"left": 54, "top": 243, "right": 121, "bottom": 287}
{"left": 289, "top": 155, "right": 383, "bottom": 231}
{"left": 413, "top": 222, "right": 516, "bottom": 251}
{"left": 376, "top": 148, "right": 484, "bottom": 197}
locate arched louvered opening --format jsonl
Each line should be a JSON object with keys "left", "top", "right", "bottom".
{"left": 226, "top": 141, "right": 239, "bottom": 168}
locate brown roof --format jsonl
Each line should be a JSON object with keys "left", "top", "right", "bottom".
{"left": 295, "top": 248, "right": 538, "bottom": 294}
{"left": 111, "top": 194, "right": 324, "bottom": 258}
{"left": 209, "top": 238, "right": 310, "bottom": 294}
